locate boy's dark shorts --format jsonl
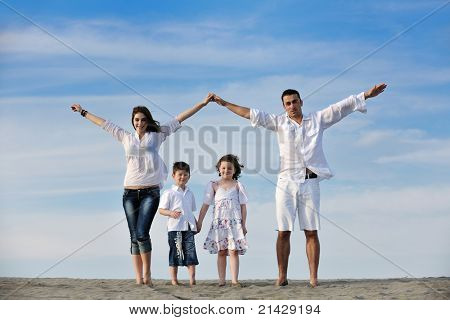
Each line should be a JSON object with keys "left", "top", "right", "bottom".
{"left": 168, "top": 229, "right": 199, "bottom": 267}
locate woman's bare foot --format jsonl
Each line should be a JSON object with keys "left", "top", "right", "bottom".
{"left": 143, "top": 277, "right": 153, "bottom": 287}
{"left": 309, "top": 279, "right": 318, "bottom": 288}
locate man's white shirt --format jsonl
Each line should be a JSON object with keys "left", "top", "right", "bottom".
{"left": 250, "top": 92, "right": 367, "bottom": 182}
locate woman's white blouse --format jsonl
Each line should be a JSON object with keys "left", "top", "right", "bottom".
{"left": 102, "top": 118, "right": 181, "bottom": 187}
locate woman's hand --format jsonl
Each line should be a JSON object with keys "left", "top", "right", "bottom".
{"left": 71, "top": 103, "right": 83, "bottom": 113}
{"left": 202, "top": 92, "right": 215, "bottom": 106}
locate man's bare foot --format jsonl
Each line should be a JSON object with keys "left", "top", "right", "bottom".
{"left": 276, "top": 279, "right": 288, "bottom": 286}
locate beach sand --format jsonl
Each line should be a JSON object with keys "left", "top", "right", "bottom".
{"left": 1, "top": 277, "right": 448, "bottom": 300}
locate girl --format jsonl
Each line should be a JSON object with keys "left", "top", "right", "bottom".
{"left": 70, "top": 93, "right": 214, "bottom": 286}
{"left": 197, "top": 154, "right": 248, "bottom": 286}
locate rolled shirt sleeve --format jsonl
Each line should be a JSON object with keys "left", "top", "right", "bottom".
{"left": 160, "top": 118, "right": 181, "bottom": 140}
{"left": 319, "top": 92, "right": 367, "bottom": 129}
{"left": 158, "top": 190, "right": 171, "bottom": 210}
{"left": 250, "top": 108, "right": 279, "bottom": 131}
{"left": 101, "top": 120, "right": 129, "bottom": 143}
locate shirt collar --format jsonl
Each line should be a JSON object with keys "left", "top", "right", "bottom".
{"left": 171, "top": 184, "right": 189, "bottom": 193}
{"left": 134, "top": 131, "right": 149, "bottom": 141}
{"left": 284, "top": 113, "right": 311, "bottom": 124}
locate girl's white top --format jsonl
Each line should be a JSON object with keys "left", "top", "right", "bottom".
{"left": 102, "top": 118, "right": 181, "bottom": 187}
{"left": 203, "top": 181, "right": 249, "bottom": 207}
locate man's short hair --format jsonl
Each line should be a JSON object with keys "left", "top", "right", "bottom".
{"left": 281, "top": 89, "right": 301, "bottom": 102}
{"left": 172, "top": 161, "right": 190, "bottom": 174}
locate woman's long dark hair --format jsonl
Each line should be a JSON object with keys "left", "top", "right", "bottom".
{"left": 131, "top": 106, "right": 161, "bottom": 132}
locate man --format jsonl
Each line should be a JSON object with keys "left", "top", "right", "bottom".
{"left": 212, "top": 83, "right": 387, "bottom": 287}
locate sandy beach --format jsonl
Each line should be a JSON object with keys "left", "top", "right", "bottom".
{"left": 1, "top": 277, "right": 448, "bottom": 300}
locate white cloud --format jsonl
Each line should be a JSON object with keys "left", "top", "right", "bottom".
{"left": 354, "top": 129, "right": 450, "bottom": 166}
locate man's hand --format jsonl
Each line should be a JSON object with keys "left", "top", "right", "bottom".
{"left": 364, "top": 83, "right": 387, "bottom": 99}
{"left": 212, "top": 94, "right": 227, "bottom": 106}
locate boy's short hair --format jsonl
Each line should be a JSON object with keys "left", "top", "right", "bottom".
{"left": 172, "top": 161, "right": 190, "bottom": 174}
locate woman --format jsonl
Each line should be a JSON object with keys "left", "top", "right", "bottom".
{"left": 71, "top": 93, "right": 214, "bottom": 285}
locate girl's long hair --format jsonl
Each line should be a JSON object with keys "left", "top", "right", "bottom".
{"left": 216, "top": 154, "right": 244, "bottom": 180}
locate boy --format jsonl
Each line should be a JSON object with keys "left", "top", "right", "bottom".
{"left": 158, "top": 161, "right": 199, "bottom": 286}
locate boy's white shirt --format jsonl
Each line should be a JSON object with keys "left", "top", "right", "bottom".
{"left": 158, "top": 184, "right": 197, "bottom": 232}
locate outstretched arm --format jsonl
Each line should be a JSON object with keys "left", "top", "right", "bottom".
{"left": 364, "top": 83, "right": 387, "bottom": 100}
{"left": 213, "top": 94, "right": 250, "bottom": 119}
{"left": 176, "top": 93, "right": 214, "bottom": 123}
{"left": 71, "top": 104, "right": 106, "bottom": 127}
{"left": 320, "top": 83, "right": 388, "bottom": 129}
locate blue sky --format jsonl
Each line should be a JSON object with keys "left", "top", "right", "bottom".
{"left": 0, "top": 0, "right": 449, "bottom": 281}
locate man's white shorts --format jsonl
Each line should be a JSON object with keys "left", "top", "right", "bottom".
{"left": 275, "top": 177, "right": 320, "bottom": 231}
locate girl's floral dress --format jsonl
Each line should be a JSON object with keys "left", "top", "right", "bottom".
{"left": 203, "top": 181, "right": 249, "bottom": 255}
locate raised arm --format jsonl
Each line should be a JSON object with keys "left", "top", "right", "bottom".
{"left": 176, "top": 93, "right": 214, "bottom": 123}
{"left": 213, "top": 94, "right": 250, "bottom": 119}
{"left": 319, "top": 83, "right": 388, "bottom": 129}
{"left": 71, "top": 104, "right": 106, "bottom": 127}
